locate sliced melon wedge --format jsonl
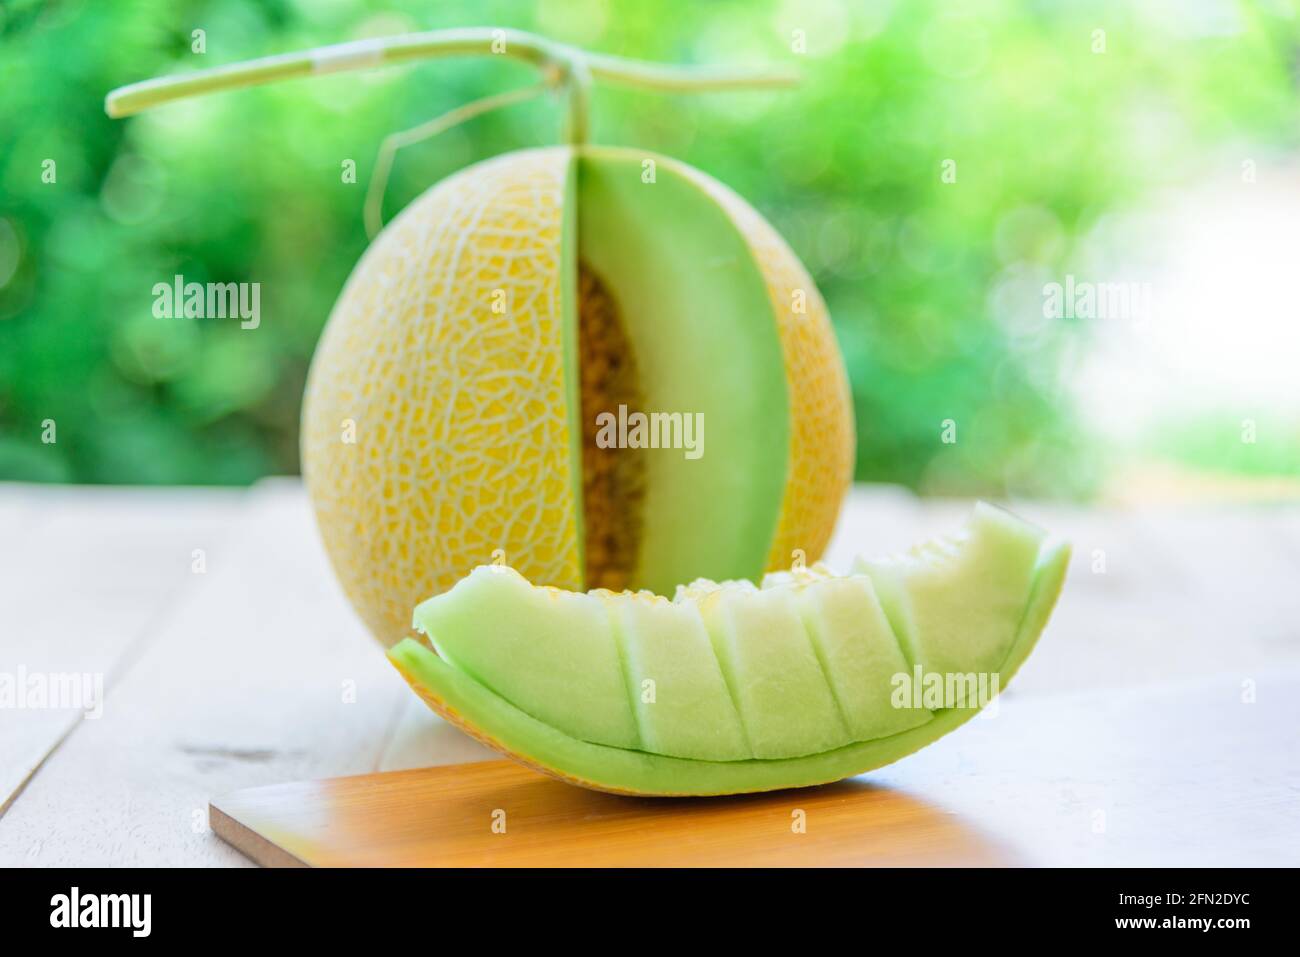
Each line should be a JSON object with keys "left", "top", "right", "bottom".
{"left": 608, "top": 593, "right": 750, "bottom": 761}
{"left": 688, "top": 584, "right": 851, "bottom": 759}
{"left": 393, "top": 505, "right": 1069, "bottom": 796}
{"left": 786, "top": 572, "right": 934, "bottom": 742}
{"left": 854, "top": 502, "right": 1045, "bottom": 677}
{"left": 413, "top": 565, "right": 639, "bottom": 749}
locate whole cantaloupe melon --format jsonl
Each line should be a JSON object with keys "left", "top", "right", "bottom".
{"left": 302, "top": 145, "right": 854, "bottom": 645}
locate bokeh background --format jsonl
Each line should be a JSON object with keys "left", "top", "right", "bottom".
{"left": 2, "top": 0, "right": 1298, "bottom": 499}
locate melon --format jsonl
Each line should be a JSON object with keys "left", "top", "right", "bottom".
{"left": 104, "top": 29, "right": 854, "bottom": 649}
{"left": 301, "top": 145, "right": 855, "bottom": 646}
{"left": 854, "top": 502, "right": 1044, "bottom": 678}
{"left": 102, "top": 39, "right": 1065, "bottom": 798}
{"left": 391, "top": 505, "right": 1069, "bottom": 796}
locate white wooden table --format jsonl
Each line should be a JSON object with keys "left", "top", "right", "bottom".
{"left": 2, "top": 479, "right": 1298, "bottom": 866}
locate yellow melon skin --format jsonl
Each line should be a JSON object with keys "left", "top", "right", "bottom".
{"left": 302, "top": 146, "right": 854, "bottom": 646}
{"left": 303, "top": 149, "right": 582, "bottom": 645}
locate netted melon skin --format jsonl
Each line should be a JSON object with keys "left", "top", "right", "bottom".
{"left": 302, "top": 148, "right": 583, "bottom": 645}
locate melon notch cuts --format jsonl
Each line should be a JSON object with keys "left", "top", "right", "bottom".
{"left": 390, "top": 503, "right": 1069, "bottom": 796}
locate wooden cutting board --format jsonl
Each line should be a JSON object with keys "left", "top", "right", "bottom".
{"left": 210, "top": 759, "right": 1011, "bottom": 867}
{"left": 210, "top": 671, "right": 1299, "bottom": 867}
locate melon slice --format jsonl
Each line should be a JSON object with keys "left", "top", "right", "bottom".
{"left": 413, "top": 567, "right": 638, "bottom": 749}
{"left": 602, "top": 591, "right": 750, "bottom": 761}
{"left": 853, "top": 502, "right": 1044, "bottom": 677}
{"left": 394, "top": 505, "right": 1069, "bottom": 795}
{"left": 685, "top": 583, "right": 850, "bottom": 759}
{"left": 785, "top": 573, "right": 933, "bottom": 741}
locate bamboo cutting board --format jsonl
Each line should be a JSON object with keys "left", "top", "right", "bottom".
{"left": 210, "top": 759, "right": 1013, "bottom": 867}
{"left": 209, "top": 671, "right": 1300, "bottom": 867}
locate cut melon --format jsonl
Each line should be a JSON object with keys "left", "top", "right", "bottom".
{"left": 603, "top": 591, "right": 750, "bottom": 761}
{"left": 393, "top": 505, "right": 1069, "bottom": 796}
{"left": 577, "top": 152, "right": 792, "bottom": 597}
{"left": 303, "top": 146, "right": 854, "bottom": 646}
{"left": 853, "top": 502, "right": 1044, "bottom": 677}
{"left": 786, "top": 573, "right": 933, "bottom": 741}
{"left": 413, "top": 566, "right": 637, "bottom": 749}
{"left": 688, "top": 584, "right": 850, "bottom": 759}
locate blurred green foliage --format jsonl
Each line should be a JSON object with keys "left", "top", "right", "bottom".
{"left": 1, "top": 0, "right": 1298, "bottom": 494}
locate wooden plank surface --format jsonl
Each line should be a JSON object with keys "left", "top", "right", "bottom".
{"left": 0, "top": 486, "right": 244, "bottom": 814}
{"left": 213, "top": 670, "right": 1300, "bottom": 867}
{"left": 2, "top": 480, "right": 1298, "bottom": 866}
{"left": 0, "top": 481, "right": 406, "bottom": 866}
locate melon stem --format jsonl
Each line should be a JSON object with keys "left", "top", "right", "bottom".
{"left": 364, "top": 83, "right": 549, "bottom": 238}
{"left": 104, "top": 27, "right": 799, "bottom": 119}
{"left": 561, "top": 55, "right": 593, "bottom": 146}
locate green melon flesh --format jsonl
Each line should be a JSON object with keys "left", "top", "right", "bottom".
{"left": 413, "top": 567, "right": 638, "bottom": 749}
{"left": 604, "top": 592, "right": 750, "bottom": 761}
{"left": 573, "top": 148, "right": 790, "bottom": 595}
{"left": 787, "top": 574, "right": 934, "bottom": 740}
{"left": 853, "top": 502, "right": 1045, "bottom": 678}
{"left": 687, "top": 584, "right": 849, "bottom": 758}
{"left": 397, "top": 505, "right": 1068, "bottom": 795}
